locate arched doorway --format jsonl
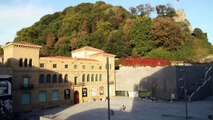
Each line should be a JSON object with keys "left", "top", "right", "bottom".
{"left": 74, "top": 91, "right": 79, "bottom": 104}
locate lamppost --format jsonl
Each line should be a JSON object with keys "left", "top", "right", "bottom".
{"left": 106, "top": 57, "right": 110, "bottom": 120}
{"left": 183, "top": 62, "right": 188, "bottom": 120}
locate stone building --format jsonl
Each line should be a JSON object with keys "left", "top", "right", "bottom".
{"left": 0, "top": 42, "right": 115, "bottom": 112}
{"left": 173, "top": 9, "right": 193, "bottom": 33}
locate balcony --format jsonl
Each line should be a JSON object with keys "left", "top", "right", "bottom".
{"left": 20, "top": 84, "right": 34, "bottom": 90}
{"left": 73, "top": 82, "right": 85, "bottom": 87}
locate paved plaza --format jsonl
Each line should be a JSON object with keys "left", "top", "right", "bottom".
{"left": 23, "top": 97, "right": 213, "bottom": 120}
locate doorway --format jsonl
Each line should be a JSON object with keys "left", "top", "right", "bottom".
{"left": 74, "top": 91, "right": 79, "bottom": 104}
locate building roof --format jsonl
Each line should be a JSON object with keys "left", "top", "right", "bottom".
{"left": 71, "top": 46, "right": 104, "bottom": 53}
{"left": 13, "top": 41, "right": 39, "bottom": 46}
{"left": 119, "top": 57, "right": 171, "bottom": 67}
{"left": 1, "top": 41, "right": 42, "bottom": 49}
{"left": 0, "top": 54, "right": 3, "bottom": 58}
{"left": 41, "top": 56, "right": 99, "bottom": 62}
{"left": 90, "top": 52, "right": 116, "bottom": 57}
{"left": 41, "top": 56, "right": 73, "bottom": 60}
{"left": 77, "top": 58, "right": 99, "bottom": 62}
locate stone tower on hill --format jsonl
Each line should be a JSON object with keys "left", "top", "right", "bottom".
{"left": 173, "top": 9, "right": 193, "bottom": 33}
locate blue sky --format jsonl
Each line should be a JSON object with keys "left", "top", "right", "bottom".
{"left": 0, "top": 0, "right": 213, "bottom": 45}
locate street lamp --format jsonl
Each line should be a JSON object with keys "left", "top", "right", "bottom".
{"left": 183, "top": 62, "right": 188, "bottom": 120}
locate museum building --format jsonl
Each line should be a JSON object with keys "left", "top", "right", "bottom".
{"left": 0, "top": 42, "right": 115, "bottom": 112}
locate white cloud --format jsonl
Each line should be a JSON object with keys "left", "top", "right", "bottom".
{"left": 0, "top": 0, "right": 53, "bottom": 45}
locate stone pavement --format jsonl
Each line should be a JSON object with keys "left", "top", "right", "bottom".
{"left": 24, "top": 97, "right": 213, "bottom": 120}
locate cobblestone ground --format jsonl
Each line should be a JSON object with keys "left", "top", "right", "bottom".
{"left": 24, "top": 97, "right": 213, "bottom": 120}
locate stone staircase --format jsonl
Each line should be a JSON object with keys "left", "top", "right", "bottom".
{"left": 188, "top": 66, "right": 212, "bottom": 101}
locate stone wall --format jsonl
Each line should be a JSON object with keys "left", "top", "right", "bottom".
{"left": 116, "top": 64, "right": 213, "bottom": 100}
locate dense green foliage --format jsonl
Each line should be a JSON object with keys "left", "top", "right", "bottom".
{"left": 0, "top": 47, "right": 3, "bottom": 55}
{"left": 14, "top": 2, "right": 213, "bottom": 62}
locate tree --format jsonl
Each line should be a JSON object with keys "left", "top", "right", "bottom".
{"left": 150, "top": 17, "right": 184, "bottom": 51}
{"left": 106, "top": 29, "right": 131, "bottom": 57}
{"left": 130, "top": 16, "right": 154, "bottom": 56}
{"left": 192, "top": 28, "right": 207, "bottom": 39}
{"left": 129, "top": 4, "right": 154, "bottom": 17}
{"left": 0, "top": 48, "right": 3, "bottom": 55}
{"left": 129, "top": 7, "right": 138, "bottom": 16}
{"left": 136, "top": 3, "right": 154, "bottom": 17}
{"left": 156, "top": 4, "right": 176, "bottom": 17}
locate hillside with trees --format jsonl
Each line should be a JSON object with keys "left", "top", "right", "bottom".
{"left": 13, "top": 2, "right": 213, "bottom": 62}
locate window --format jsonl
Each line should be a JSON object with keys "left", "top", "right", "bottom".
{"left": 53, "top": 64, "right": 57, "bottom": 68}
{"left": 82, "top": 65, "right": 86, "bottom": 69}
{"left": 91, "top": 74, "right": 94, "bottom": 82}
{"left": 46, "top": 74, "right": 51, "bottom": 83}
{"left": 23, "top": 77, "right": 29, "bottom": 87}
{"left": 95, "top": 74, "right": 98, "bottom": 81}
{"left": 19, "top": 58, "right": 23, "bottom": 67}
{"left": 24, "top": 58, "right": 28, "bottom": 67}
{"left": 64, "top": 74, "right": 68, "bottom": 82}
{"left": 59, "top": 74, "right": 63, "bottom": 83}
{"left": 74, "top": 65, "right": 77, "bottom": 69}
{"left": 22, "top": 93, "right": 30, "bottom": 105}
{"left": 29, "top": 59, "right": 32, "bottom": 67}
{"left": 99, "top": 66, "right": 102, "bottom": 70}
{"left": 52, "top": 74, "right": 57, "bottom": 83}
{"left": 99, "top": 74, "right": 102, "bottom": 81}
{"left": 51, "top": 90, "right": 60, "bottom": 101}
{"left": 91, "top": 66, "right": 94, "bottom": 69}
{"left": 87, "top": 74, "right": 90, "bottom": 82}
{"left": 40, "top": 63, "right": 44, "bottom": 68}
{"left": 82, "top": 74, "right": 85, "bottom": 83}
{"left": 39, "top": 91, "right": 46, "bottom": 103}
{"left": 39, "top": 74, "right": 45, "bottom": 84}
{"left": 65, "top": 64, "right": 68, "bottom": 68}
{"left": 74, "top": 77, "right": 77, "bottom": 85}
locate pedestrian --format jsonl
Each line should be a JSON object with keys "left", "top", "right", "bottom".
{"left": 122, "top": 105, "right": 126, "bottom": 111}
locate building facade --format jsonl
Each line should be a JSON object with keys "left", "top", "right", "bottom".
{"left": 0, "top": 42, "right": 115, "bottom": 112}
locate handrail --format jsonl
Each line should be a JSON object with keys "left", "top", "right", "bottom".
{"left": 205, "top": 66, "right": 212, "bottom": 79}
{"left": 189, "top": 76, "right": 211, "bottom": 101}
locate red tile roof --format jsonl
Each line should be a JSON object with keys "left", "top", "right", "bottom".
{"left": 13, "top": 41, "right": 39, "bottom": 46}
{"left": 119, "top": 57, "right": 171, "bottom": 67}
{"left": 90, "top": 52, "right": 115, "bottom": 57}
{"left": 41, "top": 56, "right": 72, "bottom": 60}
{"left": 0, "top": 54, "right": 3, "bottom": 58}
{"left": 72, "top": 46, "right": 104, "bottom": 53}
{"left": 41, "top": 56, "right": 99, "bottom": 62}
{"left": 77, "top": 58, "right": 99, "bottom": 62}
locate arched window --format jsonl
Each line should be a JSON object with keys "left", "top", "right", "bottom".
{"left": 46, "top": 74, "right": 51, "bottom": 83}
{"left": 52, "top": 74, "right": 57, "bottom": 83}
{"left": 99, "top": 74, "right": 102, "bottom": 81}
{"left": 19, "top": 58, "right": 23, "bottom": 67}
{"left": 24, "top": 58, "right": 28, "bottom": 67}
{"left": 82, "top": 74, "right": 85, "bottom": 83}
{"left": 39, "top": 74, "right": 45, "bottom": 84}
{"left": 59, "top": 74, "right": 63, "bottom": 83}
{"left": 64, "top": 74, "right": 68, "bottom": 82}
{"left": 29, "top": 59, "right": 32, "bottom": 67}
{"left": 87, "top": 74, "right": 90, "bottom": 82}
{"left": 91, "top": 74, "right": 94, "bottom": 82}
{"left": 95, "top": 74, "right": 98, "bottom": 81}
